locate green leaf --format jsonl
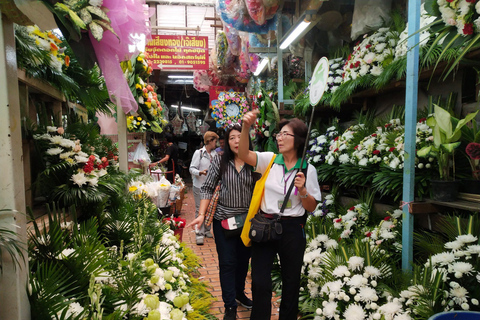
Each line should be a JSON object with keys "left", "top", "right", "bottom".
{"left": 89, "top": 21, "right": 104, "bottom": 41}
{"left": 440, "top": 141, "right": 460, "bottom": 152}
{"left": 417, "top": 146, "right": 432, "bottom": 157}
{"left": 424, "top": 0, "right": 440, "bottom": 16}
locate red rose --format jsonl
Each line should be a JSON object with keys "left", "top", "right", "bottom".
{"left": 463, "top": 23, "right": 474, "bottom": 35}
{"left": 389, "top": 147, "right": 395, "bottom": 152}
{"left": 365, "top": 232, "right": 372, "bottom": 237}
{"left": 366, "top": 44, "right": 372, "bottom": 49}
{"left": 350, "top": 63, "right": 355, "bottom": 69}
{"left": 384, "top": 216, "right": 391, "bottom": 221}
{"left": 334, "top": 218, "right": 342, "bottom": 223}
{"left": 334, "top": 148, "right": 339, "bottom": 152}
{"left": 385, "top": 123, "right": 392, "bottom": 128}
{"left": 372, "top": 133, "right": 377, "bottom": 137}
{"left": 89, "top": 155, "right": 96, "bottom": 161}
{"left": 334, "top": 137, "right": 339, "bottom": 141}
{"left": 349, "top": 206, "right": 355, "bottom": 211}
{"left": 373, "top": 150, "right": 380, "bottom": 155}
{"left": 418, "top": 118, "right": 426, "bottom": 122}
{"left": 354, "top": 145, "right": 359, "bottom": 150}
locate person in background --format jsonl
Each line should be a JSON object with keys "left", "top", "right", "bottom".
{"left": 187, "top": 123, "right": 257, "bottom": 320}
{"left": 189, "top": 131, "right": 219, "bottom": 245}
{"left": 149, "top": 133, "right": 178, "bottom": 183}
{"left": 215, "top": 134, "right": 225, "bottom": 156}
{"left": 239, "top": 110, "right": 321, "bottom": 320}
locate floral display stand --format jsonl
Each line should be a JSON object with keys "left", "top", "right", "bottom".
{"left": 173, "top": 228, "right": 184, "bottom": 242}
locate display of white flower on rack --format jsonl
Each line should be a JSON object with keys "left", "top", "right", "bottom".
{"left": 34, "top": 126, "right": 110, "bottom": 188}
{"left": 395, "top": 4, "right": 436, "bottom": 59}
{"left": 325, "top": 124, "right": 364, "bottom": 165}
{"left": 312, "top": 194, "right": 335, "bottom": 218}
{"left": 399, "top": 233, "right": 480, "bottom": 314}
{"left": 342, "top": 27, "right": 399, "bottom": 82}
{"left": 308, "top": 127, "right": 339, "bottom": 167}
{"left": 437, "top": 0, "right": 479, "bottom": 36}
{"left": 326, "top": 57, "right": 345, "bottom": 93}
{"left": 332, "top": 203, "right": 371, "bottom": 239}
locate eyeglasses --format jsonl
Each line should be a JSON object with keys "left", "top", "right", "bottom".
{"left": 274, "top": 131, "right": 295, "bottom": 139}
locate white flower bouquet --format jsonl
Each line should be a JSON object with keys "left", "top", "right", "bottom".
{"left": 325, "top": 124, "right": 365, "bottom": 166}
{"left": 326, "top": 58, "right": 345, "bottom": 93}
{"left": 308, "top": 127, "right": 339, "bottom": 167}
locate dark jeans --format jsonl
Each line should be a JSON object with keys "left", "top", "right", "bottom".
{"left": 213, "top": 218, "right": 251, "bottom": 308}
{"left": 250, "top": 217, "right": 306, "bottom": 320}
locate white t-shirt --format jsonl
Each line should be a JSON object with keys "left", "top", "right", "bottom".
{"left": 255, "top": 151, "right": 321, "bottom": 217}
{"left": 189, "top": 147, "right": 217, "bottom": 188}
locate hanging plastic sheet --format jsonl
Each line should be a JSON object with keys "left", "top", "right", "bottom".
{"left": 351, "top": 0, "right": 392, "bottom": 40}
{"left": 216, "top": 31, "right": 229, "bottom": 67}
{"left": 90, "top": 0, "right": 153, "bottom": 114}
{"left": 223, "top": 22, "right": 241, "bottom": 56}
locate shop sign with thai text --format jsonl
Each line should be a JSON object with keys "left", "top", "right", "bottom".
{"left": 145, "top": 35, "right": 209, "bottom": 70}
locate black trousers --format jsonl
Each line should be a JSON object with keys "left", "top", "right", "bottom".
{"left": 250, "top": 217, "right": 307, "bottom": 320}
{"left": 213, "top": 219, "right": 252, "bottom": 308}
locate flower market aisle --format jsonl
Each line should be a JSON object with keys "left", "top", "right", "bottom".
{"left": 179, "top": 182, "right": 280, "bottom": 320}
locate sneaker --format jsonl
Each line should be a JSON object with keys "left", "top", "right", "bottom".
{"left": 205, "top": 231, "right": 214, "bottom": 238}
{"left": 196, "top": 236, "right": 204, "bottom": 245}
{"left": 236, "top": 292, "right": 253, "bottom": 309}
{"left": 223, "top": 306, "right": 237, "bottom": 320}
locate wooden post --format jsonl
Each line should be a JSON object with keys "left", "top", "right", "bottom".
{"left": 0, "top": 14, "right": 30, "bottom": 320}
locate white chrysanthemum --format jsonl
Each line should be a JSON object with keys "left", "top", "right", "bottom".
{"left": 450, "top": 261, "right": 474, "bottom": 276}
{"left": 47, "top": 126, "right": 57, "bottom": 133}
{"left": 343, "top": 303, "right": 366, "bottom": 320}
{"left": 358, "top": 286, "right": 378, "bottom": 303}
{"left": 348, "top": 256, "right": 365, "bottom": 270}
{"left": 46, "top": 147, "right": 63, "bottom": 155}
{"left": 87, "top": 177, "right": 99, "bottom": 187}
{"left": 322, "top": 301, "right": 338, "bottom": 318}
{"left": 332, "top": 265, "right": 351, "bottom": 278}
{"left": 321, "top": 280, "right": 343, "bottom": 294}
{"left": 325, "top": 239, "right": 339, "bottom": 249}
{"left": 49, "top": 135, "right": 64, "bottom": 145}
{"left": 431, "top": 252, "right": 456, "bottom": 266}
{"left": 347, "top": 274, "right": 367, "bottom": 288}
{"left": 59, "top": 151, "right": 75, "bottom": 160}
{"left": 378, "top": 300, "right": 403, "bottom": 316}
{"left": 450, "top": 286, "right": 468, "bottom": 304}
{"left": 59, "top": 139, "right": 76, "bottom": 149}
{"left": 71, "top": 172, "right": 88, "bottom": 186}
{"left": 364, "top": 266, "right": 382, "bottom": 278}
{"left": 456, "top": 234, "right": 478, "bottom": 244}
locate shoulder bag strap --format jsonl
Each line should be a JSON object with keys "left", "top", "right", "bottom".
{"left": 280, "top": 166, "right": 308, "bottom": 214}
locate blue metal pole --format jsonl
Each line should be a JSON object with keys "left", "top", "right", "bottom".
{"left": 402, "top": 0, "right": 421, "bottom": 272}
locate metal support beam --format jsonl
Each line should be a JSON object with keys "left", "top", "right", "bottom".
{"left": 117, "top": 105, "right": 128, "bottom": 173}
{"left": 277, "top": 14, "right": 284, "bottom": 104}
{"left": 402, "top": 0, "right": 421, "bottom": 273}
{"left": 0, "top": 14, "right": 30, "bottom": 320}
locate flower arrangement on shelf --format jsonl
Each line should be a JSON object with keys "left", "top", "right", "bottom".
{"left": 308, "top": 126, "right": 339, "bottom": 167}
{"left": 251, "top": 88, "right": 280, "bottom": 152}
{"left": 342, "top": 27, "right": 398, "bottom": 83}
{"left": 122, "top": 52, "right": 167, "bottom": 133}
{"left": 126, "top": 115, "right": 151, "bottom": 132}
{"left": 162, "top": 215, "right": 186, "bottom": 231}
{"left": 326, "top": 57, "right": 345, "bottom": 93}
{"left": 39, "top": 0, "right": 117, "bottom": 41}
{"left": 21, "top": 25, "right": 70, "bottom": 72}
{"left": 210, "top": 90, "right": 250, "bottom": 129}
{"left": 466, "top": 142, "right": 480, "bottom": 180}
{"left": 325, "top": 124, "right": 364, "bottom": 166}
{"left": 361, "top": 209, "right": 403, "bottom": 258}
{"left": 332, "top": 203, "right": 371, "bottom": 239}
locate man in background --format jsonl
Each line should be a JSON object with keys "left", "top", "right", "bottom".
{"left": 150, "top": 133, "right": 178, "bottom": 183}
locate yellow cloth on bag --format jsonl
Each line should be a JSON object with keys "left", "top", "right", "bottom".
{"left": 241, "top": 154, "right": 276, "bottom": 247}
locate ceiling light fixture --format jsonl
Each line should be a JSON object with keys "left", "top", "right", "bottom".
{"left": 254, "top": 57, "right": 269, "bottom": 76}
{"left": 170, "top": 105, "right": 202, "bottom": 112}
{"left": 279, "top": 20, "right": 311, "bottom": 50}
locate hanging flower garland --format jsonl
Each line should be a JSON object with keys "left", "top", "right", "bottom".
{"left": 210, "top": 90, "right": 249, "bottom": 129}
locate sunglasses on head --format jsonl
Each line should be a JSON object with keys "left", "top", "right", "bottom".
{"left": 227, "top": 123, "right": 242, "bottom": 130}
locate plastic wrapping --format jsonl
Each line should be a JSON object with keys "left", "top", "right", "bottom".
{"left": 351, "top": 0, "right": 392, "bottom": 40}
{"left": 223, "top": 23, "right": 241, "bottom": 56}
{"left": 216, "top": 31, "right": 229, "bottom": 67}
{"left": 245, "top": 0, "right": 266, "bottom": 25}
{"left": 152, "top": 177, "right": 171, "bottom": 208}
{"left": 132, "top": 143, "right": 151, "bottom": 166}
{"left": 193, "top": 70, "right": 212, "bottom": 93}
{"left": 218, "top": 0, "right": 278, "bottom": 34}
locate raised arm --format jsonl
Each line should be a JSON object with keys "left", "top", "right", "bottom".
{"left": 239, "top": 110, "right": 259, "bottom": 167}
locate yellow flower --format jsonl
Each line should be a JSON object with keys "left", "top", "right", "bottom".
{"left": 66, "top": 158, "right": 75, "bottom": 165}
{"left": 135, "top": 84, "right": 142, "bottom": 89}
{"left": 145, "top": 102, "right": 152, "bottom": 108}
{"left": 153, "top": 109, "right": 157, "bottom": 116}
{"left": 137, "top": 56, "right": 143, "bottom": 62}
{"left": 137, "top": 117, "right": 142, "bottom": 121}
{"left": 129, "top": 186, "right": 138, "bottom": 192}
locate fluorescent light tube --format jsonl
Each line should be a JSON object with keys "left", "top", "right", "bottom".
{"left": 279, "top": 20, "right": 311, "bottom": 50}
{"left": 168, "top": 75, "right": 194, "bottom": 79}
{"left": 171, "top": 105, "right": 202, "bottom": 112}
{"left": 254, "top": 57, "right": 269, "bottom": 76}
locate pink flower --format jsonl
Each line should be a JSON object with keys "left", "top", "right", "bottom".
{"left": 466, "top": 142, "right": 480, "bottom": 160}
{"left": 57, "top": 127, "right": 64, "bottom": 134}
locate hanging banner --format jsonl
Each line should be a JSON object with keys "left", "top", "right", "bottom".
{"left": 145, "top": 35, "right": 209, "bottom": 70}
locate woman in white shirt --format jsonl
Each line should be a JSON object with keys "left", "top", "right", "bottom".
{"left": 239, "top": 110, "right": 321, "bottom": 320}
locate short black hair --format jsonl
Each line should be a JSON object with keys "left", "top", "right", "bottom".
{"left": 165, "top": 133, "right": 175, "bottom": 143}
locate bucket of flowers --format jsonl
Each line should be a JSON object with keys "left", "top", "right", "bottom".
{"left": 162, "top": 215, "right": 186, "bottom": 242}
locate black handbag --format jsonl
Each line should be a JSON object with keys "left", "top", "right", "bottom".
{"left": 249, "top": 167, "right": 308, "bottom": 243}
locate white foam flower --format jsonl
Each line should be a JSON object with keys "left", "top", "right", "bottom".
{"left": 46, "top": 147, "right": 63, "bottom": 155}
{"left": 450, "top": 261, "right": 474, "bottom": 276}
{"left": 450, "top": 286, "right": 468, "bottom": 304}
{"left": 87, "top": 177, "right": 99, "bottom": 187}
{"left": 59, "top": 151, "right": 75, "bottom": 159}
{"left": 60, "top": 139, "right": 76, "bottom": 149}
{"left": 47, "top": 126, "right": 57, "bottom": 133}
{"left": 431, "top": 252, "right": 456, "bottom": 266}
{"left": 325, "top": 239, "right": 339, "bottom": 249}
{"left": 343, "top": 303, "right": 366, "bottom": 320}
{"left": 75, "top": 155, "right": 89, "bottom": 163}
{"left": 339, "top": 154, "right": 350, "bottom": 164}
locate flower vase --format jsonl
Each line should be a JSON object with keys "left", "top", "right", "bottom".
{"left": 174, "top": 228, "right": 184, "bottom": 242}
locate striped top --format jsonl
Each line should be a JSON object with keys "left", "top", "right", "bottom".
{"left": 200, "top": 155, "right": 259, "bottom": 220}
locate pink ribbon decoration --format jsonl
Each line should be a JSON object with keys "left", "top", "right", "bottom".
{"left": 90, "top": 0, "right": 154, "bottom": 114}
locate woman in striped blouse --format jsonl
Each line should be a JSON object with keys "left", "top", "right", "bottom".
{"left": 187, "top": 123, "right": 259, "bottom": 320}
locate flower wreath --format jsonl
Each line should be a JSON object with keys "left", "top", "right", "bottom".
{"left": 210, "top": 90, "right": 250, "bottom": 129}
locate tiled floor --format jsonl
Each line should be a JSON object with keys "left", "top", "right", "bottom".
{"left": 178, "top": 183, "right": 280, "bottom": 320}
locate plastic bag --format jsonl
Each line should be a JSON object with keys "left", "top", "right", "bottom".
{"left": 132, "top": 143, "right": 151, "bottom": 166}
{"left": 169, "top": 185, "right": 181, "bottom": 202}
{"left": 152, "top": 177, "right": 171, "bottom": 208}
{"left": 351, "top": 0, "right": 392, "bottom": 40}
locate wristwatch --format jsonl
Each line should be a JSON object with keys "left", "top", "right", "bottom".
{"left": 299, "top": 192, "right": 308, "bottom": 199}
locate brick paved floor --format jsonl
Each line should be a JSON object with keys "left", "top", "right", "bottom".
{"left": 177, "top": 183, "right": 280, "bottom": 320}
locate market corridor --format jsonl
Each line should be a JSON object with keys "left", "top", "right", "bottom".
{"left": 179, "top": 182, "right": 280, "bottom": 320}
